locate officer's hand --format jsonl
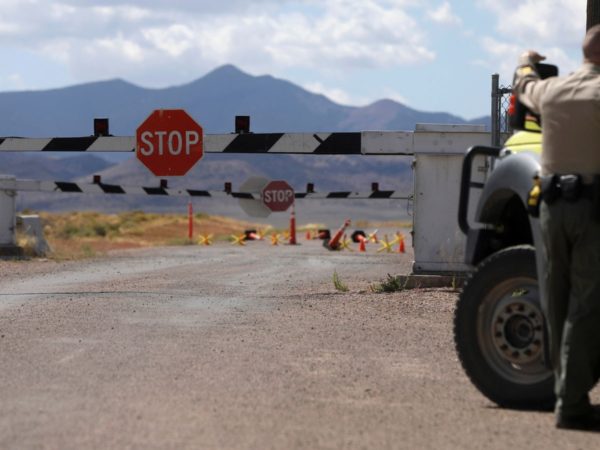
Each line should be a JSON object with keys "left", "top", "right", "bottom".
{"left": 519, "top": 50, "right": 546, "bottom": 66}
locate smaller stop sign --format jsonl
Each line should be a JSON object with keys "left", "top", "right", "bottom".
{"left": 136, "top": 109, "right": 203, "bottom": 176}
{"left": 262, "top": 180, "right": 295, "bottom": 212}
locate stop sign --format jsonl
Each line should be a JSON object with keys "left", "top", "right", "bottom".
{"left": 136, "top": 109, "right": 203, "bottom": 176}
{"left": 262, "top": 180, "right": 295, "bottom": 212}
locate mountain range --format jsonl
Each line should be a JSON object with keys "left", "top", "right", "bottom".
{"left": 0, "top": 64, "right": 488, "bottom": 137}
{"left": 1, "top": 65, "right": 490, "bottom": 223}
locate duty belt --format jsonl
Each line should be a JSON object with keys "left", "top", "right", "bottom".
{"left": 540, "top": 174, "right": 598, "bottom": 203}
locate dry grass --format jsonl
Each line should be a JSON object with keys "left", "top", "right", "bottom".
{"left": 34, "top": 211, "right": 263, "bottom": 260}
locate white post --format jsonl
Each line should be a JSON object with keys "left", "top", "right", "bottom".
{"left": 0, "top": 175, "right": 21, "bottom": 256}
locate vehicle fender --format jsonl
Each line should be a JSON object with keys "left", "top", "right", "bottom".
{"left": 475, "top": 151, "right": 539, "bottom": 225}
{"left": 467, "top": 151, "right": 545, "bottom": 272}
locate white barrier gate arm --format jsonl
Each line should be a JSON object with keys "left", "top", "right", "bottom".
{"left": 0, "top": 178, "right": 410, "bottom": 200}
{"left": 0, "top": 125, "right": 490, "bottom": 155}
{"left": 0, "top": 131, "right": 445, "bottom": 155}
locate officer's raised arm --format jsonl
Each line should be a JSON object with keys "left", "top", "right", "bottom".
{"left": 512, "top": 50, "right": 548, "bottom": 113}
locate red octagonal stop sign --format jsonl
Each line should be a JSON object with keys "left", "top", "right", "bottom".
{"left": 262, "top": 180, "right": 295, "bottom": 212}
{"left": 136, "top": 109, "right": 203, "bottom": 176}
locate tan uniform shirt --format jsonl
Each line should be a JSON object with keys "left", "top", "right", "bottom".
{"left": 514, "top": 63, "right": 600, "bottom": 179}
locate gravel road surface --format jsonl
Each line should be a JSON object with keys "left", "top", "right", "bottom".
{"left": 1, "top": 238, "right": 599, "bottom": 449}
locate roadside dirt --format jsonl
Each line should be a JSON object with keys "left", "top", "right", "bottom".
{"left": 0, "top": 239, "right": 599, "bottom": 449}
{"left": 28, "top": 211, "right": 267, "bottom": 258}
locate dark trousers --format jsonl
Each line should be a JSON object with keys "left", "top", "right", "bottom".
{"left": 540, "top": 198, "right": 600, "bottom": 416}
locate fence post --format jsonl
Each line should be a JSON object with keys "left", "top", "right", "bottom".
{"left": 491, "top": 73, "right": 500, "bottom": 147}
{"left": 0, "top": 175, "right": 22, "bottom": 257}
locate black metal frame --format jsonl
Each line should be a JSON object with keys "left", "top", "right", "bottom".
{"left": 458, "top": 145, "right": 502, "bottom": 235}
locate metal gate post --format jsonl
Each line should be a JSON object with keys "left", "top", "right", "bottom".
{"left": 491, "top": 73, "right": 500, "bottom": 147}
{"left": 0, "top": 175, "right": 22, "bottom": 257}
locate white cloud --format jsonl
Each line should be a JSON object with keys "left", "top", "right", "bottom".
{"left": 303, "top": 81, "right": 364, "bottom": 105}
{"left": 142, "top": 24, "right": 196, "bottom": 58}
{"left": 302, "top": 81, "right": 410, "bottom": 108}
{"left": 2, "top": 73, "right": 27, "bottom": 90}
{"left": 95, "top": 35, "right": 146, "bottom": 62}
{"left": 0, "top": 0, "right": 435, "bottom": 87}
{"left": 427, "top": 2, "right": 462, "bottom": 26}
{"left": 481, "top": 36, "right": 578, "bottom": 76}
{"left": 478, "top": 0, "right": 585, "bottom": 47}
{"left": 380, "top": 88, "right": 410, "bottom": 106}
{"left": 60, "top": 0, "right": 298, "bottom": 15}
{"left": 476, "top": 0, "right": 586, "bottom": 83}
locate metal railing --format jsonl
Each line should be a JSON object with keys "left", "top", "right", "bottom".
{"left": 491, "top": 74, "right": 512, "bottom": 147}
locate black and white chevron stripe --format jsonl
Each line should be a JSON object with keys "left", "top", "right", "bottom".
{"left": 208, "top": 132, "right": 362, "bottom": 154}
{"left": 0, "top": 131, "right": 418, "bottom": 155}
{"left": 0, "top": 137, "right": 135, "bottom": 152}
{"left": 0, "top": 133, "right": 364, "bottom": 155}
{"left": 5, "top": 179, "right": 409, "bottom": 200}
{"left": 295, "top": 190, "right": 405, "bottom": 199}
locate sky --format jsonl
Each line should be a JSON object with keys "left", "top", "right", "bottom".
{"left": 0, "top": 0, "right": 588, "bottom": 120}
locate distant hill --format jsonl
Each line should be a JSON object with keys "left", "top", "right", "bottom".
{"left": 1, "top": 153, "right": 112, "bottom": 180}
{"left": 1, "top": 65, "right": 489, "bottom": 222}
{"left": 0, "top": 64, "right": 488, "bottom": 137}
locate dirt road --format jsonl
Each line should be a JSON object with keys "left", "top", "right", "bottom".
{"left": 0, "top": 239, "right": 598, "bottom": 449}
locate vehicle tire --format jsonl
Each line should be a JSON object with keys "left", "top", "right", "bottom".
{"left": 454, "top": 245, "right": 555, "bottom": 410}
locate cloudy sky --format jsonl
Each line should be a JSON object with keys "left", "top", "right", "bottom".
{"left": 0, "top": 0, "right": 587, "bottom": 119}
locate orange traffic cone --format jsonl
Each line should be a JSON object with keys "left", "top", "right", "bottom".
{"left": 358, "top": 235, "right": 366, "bottom": 252}
{"left": 397, "top": 233, "right": 405, "bottom": 253}
{"left": 306, "top": 229, "right": 312, "bottom": 240}
{"left": 326, "top": 219, "right": 351, "bottom": 250}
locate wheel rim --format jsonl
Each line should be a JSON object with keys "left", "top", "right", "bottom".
{"left": 477, "top": 276, "right": 552, "bottom": 385}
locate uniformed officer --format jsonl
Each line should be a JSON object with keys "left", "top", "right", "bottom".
{"left": 513, "top": 24, "right": 600, "bottom": 431}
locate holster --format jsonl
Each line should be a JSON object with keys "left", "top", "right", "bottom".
{"left": 541, "top": 174, "right": 600, "bottom": 222}
{"left": 540, "top": 175, "right": 560, "bottom": 204}
{"left": 558, "top": 174, "right": 581, "bottom": 202}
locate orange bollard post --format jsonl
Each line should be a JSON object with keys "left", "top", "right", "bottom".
{"left": 326, "top": 219, "right": 351, "bottom": 250}
{"left": 188, "top": 201, "right": 193, "bottom": 240}
{"left": 289, "top": 203, "right": 297, "bottom": 245}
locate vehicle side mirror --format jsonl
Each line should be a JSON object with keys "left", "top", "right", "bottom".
{"left": 508, "top": 63, "right": 559, "bottom": 132}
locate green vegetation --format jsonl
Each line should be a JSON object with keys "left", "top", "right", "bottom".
{"left": 25, "top": 210, "right": 263, "bottom": 260}
{"left": 80, "top": 244, "right": 95, "bottom": 258}
{"left": 332, "top": 270, "right": 349, "bottom": 292}
{"left": 53, "top": 212, "right": 120, "bottom": 239}
{"left": 167, "top": 237, "right": 196, "bottom": 246}
{"left": 370, "top": 274, "right": 407, "bottom": 293}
